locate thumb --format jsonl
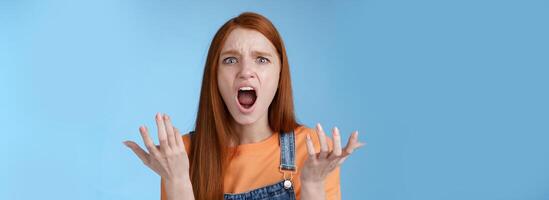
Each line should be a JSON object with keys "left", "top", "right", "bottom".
{"left": 124, "top": 140, "right": 150, "bottom": 164}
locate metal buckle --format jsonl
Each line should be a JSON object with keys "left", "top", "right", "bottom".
{"left": 279, "top": 166, "right": 297, "bottom": 189}
{"left": 279, "top": 166, "right": 297, "bottom": 180}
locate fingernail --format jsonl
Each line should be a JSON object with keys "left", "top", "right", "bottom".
{"left": 123, "top": 141, "right": 129, "bottom": 147}
{"left": 164, "top": 114, "right": 168, "bottom": 120}
{"left": 306, "top": 134, "right": 311, "bottom": 140}
{"left": 156, "top": 113, "right": 161, "bottom": 119}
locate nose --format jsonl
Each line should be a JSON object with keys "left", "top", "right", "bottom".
{"left": 238, "top": 60, "right": 256, "bottom": 80}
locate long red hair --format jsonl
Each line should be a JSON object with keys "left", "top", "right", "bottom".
{"left": 189, "top": 12, "right": 300, "bottom": 199}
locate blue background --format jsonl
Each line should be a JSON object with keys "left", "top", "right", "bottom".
{"left": 1, "top": 0, "right": 548, "bottom": 199}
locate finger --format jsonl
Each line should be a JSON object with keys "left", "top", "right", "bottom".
{"left": 124, "top": 140, "right": 150, "bottom": 165}
{"left": 338, "top": 137, "right": 366, "bottom": 165}
{"left": 139, "top": 125, "right": 159, "bottom": 155}
{"left": 316, "top": 123, "right": 329, "bottom": 159}
{"left": 174, "top": 127, "right": 186, "bottom": 152}
{"left": 342, "top": 131, "right": 362, "bottom": 157}
{"left": 305, "top": 134, "right": 316, "bottom": 158}
{"left": 337, "top": 156, "right": 348, "bottom": 165}
{"left": 331, "top": 127, "right": 342, "bottom": 158}
{"left": 155, "top": 113, "right": 169, "bottom": 152}
{"left": 163, "top": 114, "right": 177, "bottom": 149}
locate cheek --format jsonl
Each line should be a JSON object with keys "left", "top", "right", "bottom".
{"left": 260, "top": 69, "right": 281, "bottom": 100}
{"left": 217, "top": 70, "right": 233, "bottom": 98}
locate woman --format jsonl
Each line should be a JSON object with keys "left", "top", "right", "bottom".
{"left": 123, "top": 12, "right": 365, "bottom": 200}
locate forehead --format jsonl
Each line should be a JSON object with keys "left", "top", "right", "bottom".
{"left": 220, "top": 27, "right": 277, "bottom": 54}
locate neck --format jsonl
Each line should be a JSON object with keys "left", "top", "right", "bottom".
{"left": 231, "top": 114, "right": 273, "bottom": 145}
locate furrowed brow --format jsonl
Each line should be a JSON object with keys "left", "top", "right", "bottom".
{"left": 220, "top": 49, "right": 240, "bottom": 56}
{"left": 252, "top": 50, "right": 274, "bottom": 57}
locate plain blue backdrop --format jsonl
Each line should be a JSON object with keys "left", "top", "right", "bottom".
{"left": 1, "top": 0, "right": 548, "bottom": 199}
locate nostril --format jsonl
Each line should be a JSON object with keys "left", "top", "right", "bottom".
{"left": 239, "top": 75, "right": 254, "bottom": 79}
{"left": 238, "top": 70, "right": 256, "bottom": 79}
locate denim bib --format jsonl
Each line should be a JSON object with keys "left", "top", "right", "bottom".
{"left": 224, "top": 131, "right": 297, "bottom": 200}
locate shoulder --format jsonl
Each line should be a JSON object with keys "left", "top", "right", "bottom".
{"left": 181, "top": 131, "right": 193, "bottom": 153}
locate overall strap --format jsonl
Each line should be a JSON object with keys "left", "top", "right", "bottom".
{"left": 279, "top": 131, "right": 296, "bottom": 172}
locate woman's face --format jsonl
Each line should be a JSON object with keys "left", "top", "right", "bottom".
{"left": 217, "top": 27, "right": 281, "bottom": 125}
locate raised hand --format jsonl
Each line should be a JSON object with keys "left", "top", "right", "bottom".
{"left": 123, "top": 113, "right": 190, "bottom": 182}
{"left": 300, "top": 123, "right": 365, "bottom": 200}
{"left": 124, "top": 113, "right": 194, "bottom": 200}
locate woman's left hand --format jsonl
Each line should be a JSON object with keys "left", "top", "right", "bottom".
{"left": 300, "top": 123, "right": 365, "bottom": 199}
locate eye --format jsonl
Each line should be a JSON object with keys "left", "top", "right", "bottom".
{"left": 256, "top": 56, "right": 270, "bottom": 64}
{"left": 223, "top": 57, "right": 238, "bottom": 64}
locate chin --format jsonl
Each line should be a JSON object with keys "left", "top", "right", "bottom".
{"left": 228, "top": 104, "right": 265, "bottom": 126}
{"left": 233, "top": 116, "right": 258, "bottom": 125}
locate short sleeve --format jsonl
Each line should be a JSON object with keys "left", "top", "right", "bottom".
{"left": 160, "top": 178, "right": 167, "bottom": 200}
{"left": 324, "top": 166, "right": 342, "bottom": 200}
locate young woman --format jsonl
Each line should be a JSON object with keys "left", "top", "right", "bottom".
{"left": 123, "top": 12, "right": 365, "bottom": 200}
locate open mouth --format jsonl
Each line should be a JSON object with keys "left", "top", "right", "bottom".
{"left": 237, "top": 86, "right": 257, "bottom": 109}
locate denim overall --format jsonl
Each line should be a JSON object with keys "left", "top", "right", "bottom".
{"left": 224, "top": 131, "right": 297, "bottom": 200}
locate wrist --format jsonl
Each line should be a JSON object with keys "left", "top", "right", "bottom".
{"left": 301, "top": 180, "right": 324, "bottom": 190}
{"left": 300, "top": 176, "right": 325, "bottom": 187}
{"left": 164, "top": 177, "right": 194, "bottom": 200}
{"left": 165, "top": 176, "right": 192, "bottom": 186}
{"left": 300, "top": 180, "right": 325, "bottom": 200}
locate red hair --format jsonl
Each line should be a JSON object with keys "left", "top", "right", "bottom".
{"left": 189, "top": 12, "right": 300, "bottom": 199}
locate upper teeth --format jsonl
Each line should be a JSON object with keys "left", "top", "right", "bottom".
{"left": 239, "top": 86, "right": 254, "bottom": 91}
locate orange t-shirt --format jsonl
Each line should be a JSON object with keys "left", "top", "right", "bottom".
{"left": 161, "top": 125, "right": 341, "bottom": 200}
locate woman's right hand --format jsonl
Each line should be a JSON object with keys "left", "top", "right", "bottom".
{"left": 123, "top": 113, "right": 190, "bottom": 183}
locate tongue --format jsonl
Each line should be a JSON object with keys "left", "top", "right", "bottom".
{"left": 238, "top": 91, "right": 256, "bottom": 105}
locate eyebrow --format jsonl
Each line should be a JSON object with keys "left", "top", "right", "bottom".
{"left": 220, "top": 49, "right": 274, "bottom": 57}
{"left": 220, "top": 49, "right": 240, "bottom": 56}
{"left": 252, "top": 50, "right": 273, "bottom": 57}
